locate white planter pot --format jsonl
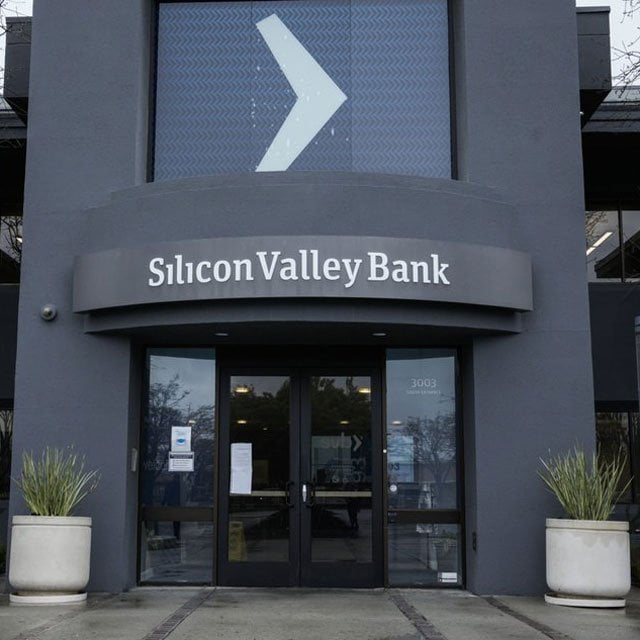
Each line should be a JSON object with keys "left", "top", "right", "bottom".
{"left": 8, "top": 515, "right": 92, "bottom": 605}
{"left": 545, "top": 518, "right": 631, "bottom": 608}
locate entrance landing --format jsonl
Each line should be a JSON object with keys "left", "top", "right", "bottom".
{"left": 0, "top": 587, "right": 638, "bottom": 640}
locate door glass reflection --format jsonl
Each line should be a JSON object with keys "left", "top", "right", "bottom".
{"left": 140, "top": 348, "right": 216, "bottom": 584}
{"left": 143, "top": 349, "right": 216, "bottom": 508}
{"left": 387, "top": 522, "right": 462, "bottom": 586}
{"left": 140, "top": 521, "right": 214, "bottom": 584}
{"left": 310, "top": 376, "right": 372, "bottom": 563}
{"left": 228, "top": 376, "right": 290, "bottom": 562}
{"left": 386, "top": 349, "right": 460, "bottom": 587}
{"left": 386, "top": 351, "right": 457, "bottom": 510}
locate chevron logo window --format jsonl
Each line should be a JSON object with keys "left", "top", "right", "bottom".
{"left": 154, "top": 0, "right": 451, "bottom": 181}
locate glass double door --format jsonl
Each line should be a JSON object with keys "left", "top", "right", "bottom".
{"left": 218, "top": 368, "right": 382, "bottom": 587}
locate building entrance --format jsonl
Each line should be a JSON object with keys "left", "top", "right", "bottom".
{"left": 139, "top": 347, "right": 462, "bottom": 588}
{"left": 217, "top": 368, "right": 383, "bottom": 587}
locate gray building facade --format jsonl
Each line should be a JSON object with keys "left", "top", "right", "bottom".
{"left": 5, "top": 0, "right": 597, "bottom": 594}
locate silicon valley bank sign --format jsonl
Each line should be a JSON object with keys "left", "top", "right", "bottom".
{"left": 73, "top": 236, "right": 533, "bottom": 313}
{"left": 147, "top": 250, "right": 451, "bottom": 289}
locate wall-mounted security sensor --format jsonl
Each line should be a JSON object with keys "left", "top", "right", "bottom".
{"left": 40, "top": 304, "right": 58, "bottom": 321}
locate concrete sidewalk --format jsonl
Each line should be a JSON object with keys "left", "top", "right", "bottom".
{"left": 0, "top": 587, "right": 638, "bottom": 640}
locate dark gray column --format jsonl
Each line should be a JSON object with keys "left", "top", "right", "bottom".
{"left": 457, "top": 0, "right": 595, "bottom": 594}
{"left": 9, "top": 0, "right": 152, "bottom": 591}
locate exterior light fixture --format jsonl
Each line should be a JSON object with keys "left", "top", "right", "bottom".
{"left": 234, "top": 385, "right": 250, "bottom": 394}
{"left": 339, "top": 420, "right": 350, "bottom": 425}
{"left": 391, "top": 420, "right": 403, "bottom": 426}
{"left": 357, "top": 387, "right": 371, "bottom": 395}
{"left": 236, "top": 419, "right": 248, "bottom": 425}
{"left": 40, "top": 304, "right": 57, "bottom": 321}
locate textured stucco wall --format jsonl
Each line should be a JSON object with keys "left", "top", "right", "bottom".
{"left": 454, "top": 0, "right": 594, "bottom": 594}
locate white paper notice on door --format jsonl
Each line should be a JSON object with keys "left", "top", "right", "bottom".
{"left": 230, "top": 442, "right": 253, "bottom": 495}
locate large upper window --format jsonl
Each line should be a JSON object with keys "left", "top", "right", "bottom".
{"left": 154, "top": 0, "right": 451, "bottom": 181}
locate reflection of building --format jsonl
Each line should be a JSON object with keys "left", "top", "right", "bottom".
{"left": 0, "top": 2, "right": 638, "bottom": 594}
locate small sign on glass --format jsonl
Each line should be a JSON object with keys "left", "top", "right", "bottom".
{"left": 168, "top": 452, "right": 194, "bottom": 472}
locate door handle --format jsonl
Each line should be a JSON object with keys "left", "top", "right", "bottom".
{"left": 303, "top": 482, "right": 315, "bottom": 508}
{"left": 285, "top": 481, "right": 295, "bottom": 508}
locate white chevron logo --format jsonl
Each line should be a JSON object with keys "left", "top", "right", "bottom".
{"left": 255, "top": 14, "right": 348, "bottom": 172}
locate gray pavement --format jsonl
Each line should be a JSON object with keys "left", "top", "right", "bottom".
{"left": 0, "top": 587, "right": 638, "bottom": 640}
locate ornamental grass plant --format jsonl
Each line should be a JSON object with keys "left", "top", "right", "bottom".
{"left": 14, "top": 447, "right": 99, "bottom": 517}
{"left": 539, "top": 446, "right": 631, "bottom": 521}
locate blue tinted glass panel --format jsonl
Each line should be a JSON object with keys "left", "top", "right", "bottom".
{"left": 155, "top": 0, "right": 451, "bottom": 180}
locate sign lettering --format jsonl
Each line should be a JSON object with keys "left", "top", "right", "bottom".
{"left": 147, "top": 249, "right": 450, "bottom": 290}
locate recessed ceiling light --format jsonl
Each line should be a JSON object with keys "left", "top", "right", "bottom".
{"left": 215, "top": 332, "right": 229, "bottom": 337}
{"left": 372, "top": 332, "right": 387, "bottom": 337}
{"left": 236, "top": 419, "right": 248, "bottom": 425}
{"left": 234, "top": 385, "right": 250, "bottom": 394}
{"left": 339, "top": 420, "right": 350, "bottom": 425}
{"left": 391, "top": 420, "right": 403, "bottom": 426}
{"left": 357, "top": 387, "right": 371, "bottom": 395}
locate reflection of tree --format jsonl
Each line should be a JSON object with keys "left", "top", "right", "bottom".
{"left": 391, "top": 412, "right": 456, "bottom": 508}
{"left": 310, "top": 377, "right": 372, "bottom": 486}
{"left": 230, "top": 380, "right": 290, "bottom": 489}
{"left": 145, "top": 375, "right": 187, "bottom": 478}
{"left": 0, "top": 217, "right": 22, "bottom": 283}
{"left": 618, "top": 2, "right": 640, "bottom": 86}
{"left": 310, "top": 377, "right": 370, "bottom": 434}
{"left": 143, "top": 375, "right": 214, "bottom": 505}
{"left": 229, "top": 376, "right": 372, "bottom": 489}
{"left": 0, "top": 217, "right": 21, "bottom": 262}
{"left": 585, "top": 211, "right": 609, "bottom": 248}
{"left": 230, "top": 380, "right": 289, "bottom": 429}
{"left": 0, "top": 409, "right": 12, "bottom": 498}
{"left": 229, "top": 376, "right": 371, "bottom": 433}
